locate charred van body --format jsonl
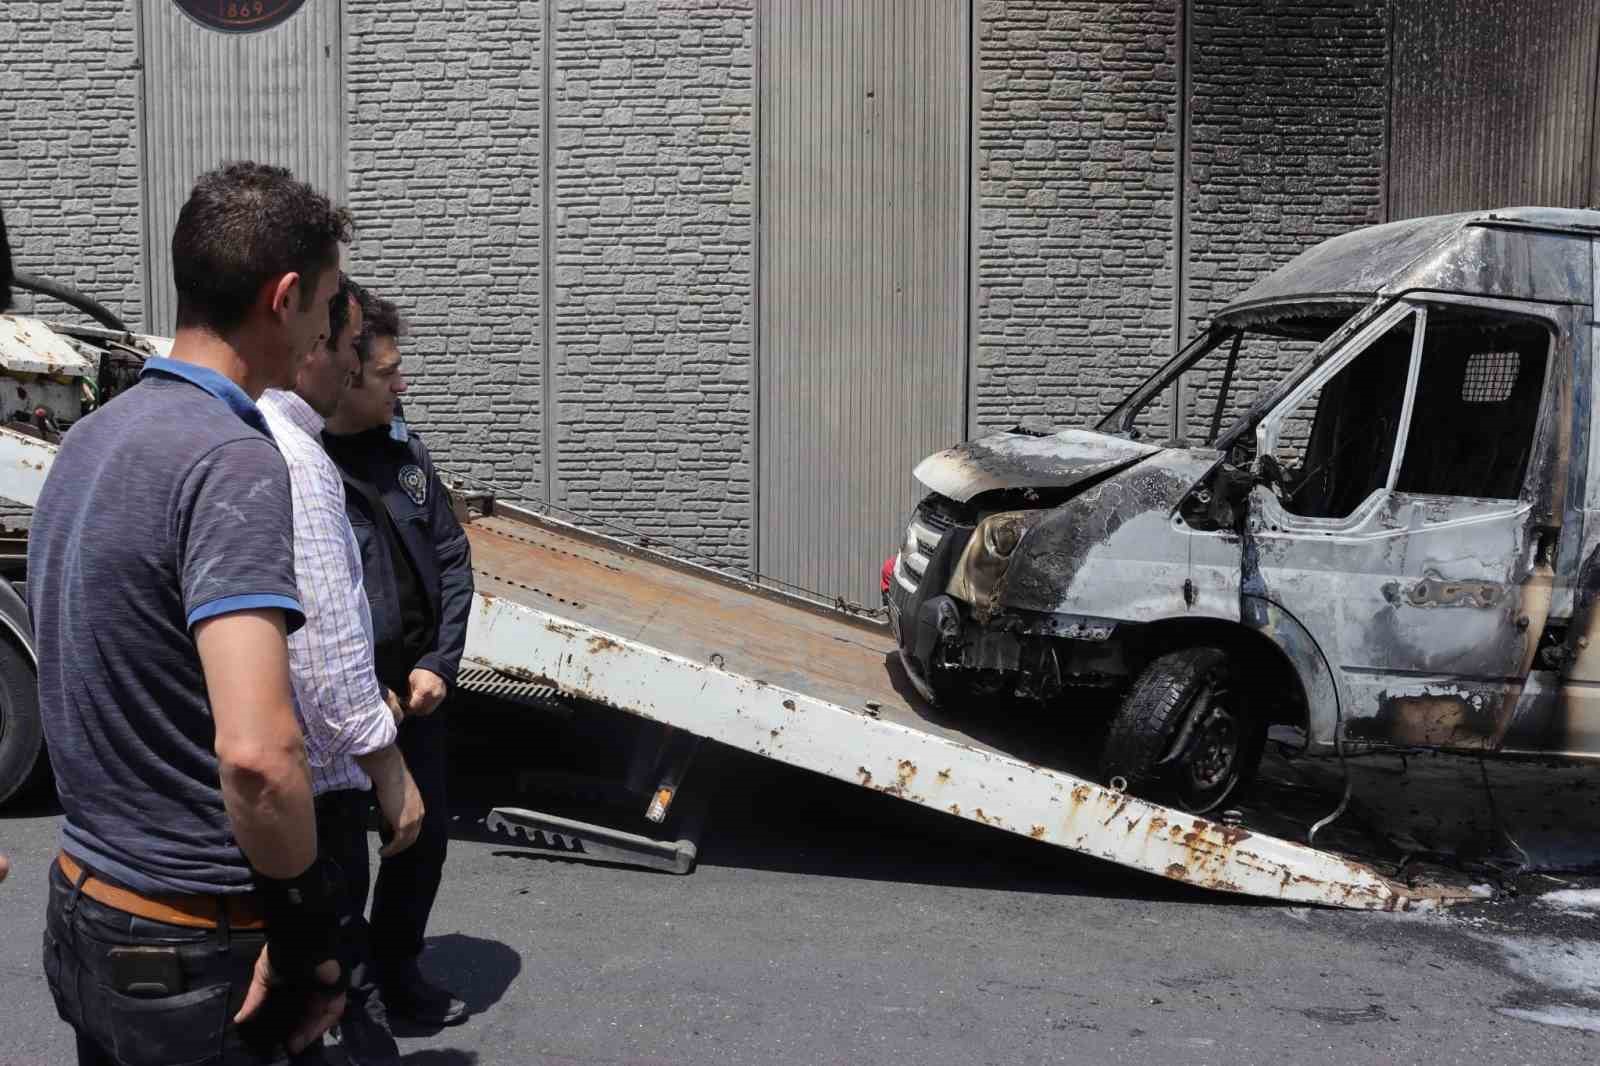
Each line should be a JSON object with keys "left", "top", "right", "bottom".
{"left": 888, "top": 207, "right": 1600, "bottom": 813}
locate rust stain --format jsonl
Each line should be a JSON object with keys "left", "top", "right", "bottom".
{"left": 857, "top": 767, "right": 873, "bottom": 786}
{"left": 1149, "top": 815, "right": 1167, "bottom": 833}
{"left": 1029, "top": 825, "right": 1046, "bottom": 839}
{"left": 948, "top": 804, "right": 961, "bottom": 816}
{"left": 895, "top": 760, "right": 917, "bottom": 790}
{"left": 936, "top": 768, "right": 951, "bottom": 782}
{"left": 1165, "top": 863, "right": 1189, "bottom": 880}
{"left": 782, "top": 699, "right": 797, "bottom": 711}
{"left": 544, "top": 620, "right": 581, "bottom": 638}
{"left": 974, "top": 808, "right": 991, "bottom": 825}
{"left": 586, "top": 635, "right": 623, "bottom": 653}
{"left": 1069, "top": 784, "right": 1092, "bottom": 804}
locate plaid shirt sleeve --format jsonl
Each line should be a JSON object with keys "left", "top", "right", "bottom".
{"left": 263, "top": 399, "right": 397, "bottom": 786}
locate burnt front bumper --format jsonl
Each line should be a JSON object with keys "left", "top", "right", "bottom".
{"left": 887, "top": 521, "right": 974, "bottom": 702}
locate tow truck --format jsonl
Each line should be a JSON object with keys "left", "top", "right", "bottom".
{"left": 9, "top": 213, "right": 1595, "bottom": 911}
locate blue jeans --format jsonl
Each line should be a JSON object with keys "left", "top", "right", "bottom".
{"left": 43, "top": 860, "right": 328, "bottom": 1066}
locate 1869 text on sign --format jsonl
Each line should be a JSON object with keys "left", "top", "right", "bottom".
{"left": 172, "top": 0, "right": 308, "bottom": 32}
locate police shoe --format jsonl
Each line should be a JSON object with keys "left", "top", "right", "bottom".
{"left": 379, "top": 961, "right": 469, "bottom": 1027}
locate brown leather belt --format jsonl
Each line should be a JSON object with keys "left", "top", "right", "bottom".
{"left": 56, "top": 851, "right": 267, "bottom": 931}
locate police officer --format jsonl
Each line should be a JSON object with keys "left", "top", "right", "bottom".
{"left": 30, "top": 163, "right": 354, "bottom": 1065}
{"left": 324, "top": 287, "right": 473, "bottom": 1027}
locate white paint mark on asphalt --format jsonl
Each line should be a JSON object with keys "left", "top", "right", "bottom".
{"left": 1534, "top": 889, "right": 1600, "bottom": 914}
{"left": 1498, "top": 1006, "right": 1600, "bottom": 1034}
{"left": 1474, "top": 935, "right": 1600, "bottom": 994}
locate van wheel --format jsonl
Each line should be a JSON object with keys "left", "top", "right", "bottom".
{"left": 0, "top": 637, "right": 44, "bottom": 807}
{"left": 1099, "top": 646, "right": 1265, "bottom": 814}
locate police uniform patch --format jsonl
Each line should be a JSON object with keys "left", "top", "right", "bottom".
{"left": 399, "top": 465, "right": 427, "bottom": 507}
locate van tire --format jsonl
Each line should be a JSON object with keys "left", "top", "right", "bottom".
{"left": 0, "top": 636, "right": 44, "bottom": 807}
{"left": 1100, "top": 646, "right": 1264, "bottom": 814}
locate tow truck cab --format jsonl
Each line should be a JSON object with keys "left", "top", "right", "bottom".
{"left": 888, "top": 207, "right": 1600, "bottom": 812}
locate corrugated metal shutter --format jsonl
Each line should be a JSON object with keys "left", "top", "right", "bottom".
{"left": 137, "top": 0, "right": 345, "bottom": 333}
{"left": 756, "top": 0, "right": 969, "bottom": 608}
{"left": 1389, "top": 0, "right": 1600, "bottom": 219}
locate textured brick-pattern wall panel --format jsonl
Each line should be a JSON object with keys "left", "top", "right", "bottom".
{"left": 551, "top": 0, "right": 755, "bottom": 569}
{"left": 973, "top": 0, "right": 1182, "bottom": 436}
{"left": 345, "top": 0, "right": 546, "bottom": 496}
{"left": 0, "top": 2, "right": 143, "bottom": 328}
{"left": 1181, "top": 1, "right": 1388, "bottom": 437}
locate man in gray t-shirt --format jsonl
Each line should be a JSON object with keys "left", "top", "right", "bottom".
{"left": 30, "top": 162, "right": 356, "bottom": 1066}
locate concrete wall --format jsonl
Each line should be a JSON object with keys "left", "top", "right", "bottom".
{"left": 972, "top": 0, "right": 1182, "bottom": 439}
{"left": 549, "top": 0, "right": 754, "bottom": 567}
{"left": 0, "top": 2, "right": 143, "bottom": 326}
{"left": 343, "top": 0, "right": 754, "bottom": 569}
{"left": 344, "top": 0, "right": 548, "bottom": 497}
{"left": 7, "top": 0, "right": 1582, "bottom": 586}
{"left": 971, "top": 0, "right": 1390, "bottom": 442}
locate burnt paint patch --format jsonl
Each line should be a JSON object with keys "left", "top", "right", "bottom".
{"left": 1000, "top": 467, "right": 1196, "bottom": 614}
{"left": 1346, "top": 690, "right": 1501, "bottom": 749}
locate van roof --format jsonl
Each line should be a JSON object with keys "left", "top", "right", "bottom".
{"left": 1218, "top": 207, "right": 1599, "bottom": 323}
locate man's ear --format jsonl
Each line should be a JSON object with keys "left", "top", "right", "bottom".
{"left": 266, "top": 272, "right": 302, "bottom": 318}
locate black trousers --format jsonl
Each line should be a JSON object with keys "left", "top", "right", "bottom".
{"left": 369, "top": 706, "right": 450, "bottom": 973}
{"left": 43, "top": 859, "right": 327, "bottom": 1066}
{"left": 313, "top": 788, "right": 378, "bottom": 1009}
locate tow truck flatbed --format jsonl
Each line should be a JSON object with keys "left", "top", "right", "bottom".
{"left": 457, "top": 499, "right": 1472, "bottom": 910}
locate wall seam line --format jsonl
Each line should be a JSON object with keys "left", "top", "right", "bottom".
{"left": 749, "top": 0, "right": 762, "bottom": 581}
{"left": 963, "top": 0, "right": 977, "bottom": 443}
{"left": 540, "top": 0, "right": 556, "bottom": 507}
{"left": 1170, "top": 0, "right": 1190, "bottom": 442}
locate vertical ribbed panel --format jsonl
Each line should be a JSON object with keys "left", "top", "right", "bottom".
{"left": 757, "top": 0, "right": 968, "bottom": 607}
{"left": 139, "top": 0, "right": 345, "bottom": 332}
{"left": 1390, "top": 0, "right": 1600, "bottom": 219}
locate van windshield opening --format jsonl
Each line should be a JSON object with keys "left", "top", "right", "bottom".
{"left": 1097, "top": 303, "right": 1361, "bottom": 448}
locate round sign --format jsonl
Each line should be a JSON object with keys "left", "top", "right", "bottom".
{"left": 172, "top": 0, "right": 309, "bottom": 33}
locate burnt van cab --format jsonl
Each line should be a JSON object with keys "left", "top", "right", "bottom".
{"left": 888, "top": 207, "right": 1600, "bottom": 813}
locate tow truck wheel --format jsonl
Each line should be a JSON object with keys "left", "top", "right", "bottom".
{"left": 0, "top": 637, "right": 44, "bottom": 807}
{"left": 1099, "top": 646, "right": 1266, "bottom": 814}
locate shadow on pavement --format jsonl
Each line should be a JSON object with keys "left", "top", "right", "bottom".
{"left": 401, "top": 1051, "right": 479, "bottom": 1065}
{"left": 442, "top": 698, "right": 1231, "bottom": 908}
{"left": 390, "top": 932, "right": 521, "bottom": 1039}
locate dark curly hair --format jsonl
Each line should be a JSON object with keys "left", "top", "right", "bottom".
{"left": 327, "top": 272, "right": 354, "bottom": 349}
{"left": 172, "top": 162, "right": 353, "bottom": 333}
{"left": 347, "top": 278, "right": 405, "bottom": 365}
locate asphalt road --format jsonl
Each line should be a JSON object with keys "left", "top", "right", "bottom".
{"left": 4, "top": 701, "right": 1600, "bottom": 1065}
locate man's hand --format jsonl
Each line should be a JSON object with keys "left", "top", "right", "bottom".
{"left": 406, "top": 668, "right": 448, "bottom": 717}
{"left": 384, "top": 686, "right": 405, "bottom": 727}
{"left": 376, "top": 764, "right": 425, "bottom": 858}
{"left": 234, "top": 944, "right": 345, "bottom": 1055}
{"left": 357, "top": 743, "right": 424, "bottom": 858}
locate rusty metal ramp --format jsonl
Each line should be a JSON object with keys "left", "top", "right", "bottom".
{"left": 462, "top": 504, "right": 1478, "bottom": 911}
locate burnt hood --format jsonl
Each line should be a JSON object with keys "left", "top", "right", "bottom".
{"left": 912, "top": 429, "right": 1162, "bottom": 504}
